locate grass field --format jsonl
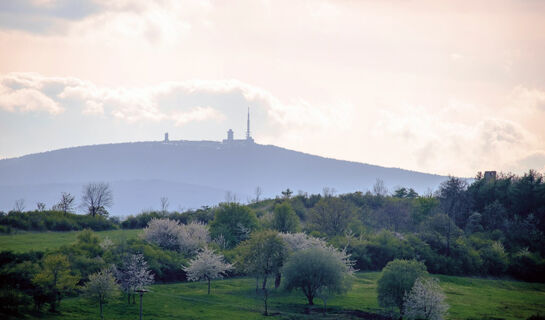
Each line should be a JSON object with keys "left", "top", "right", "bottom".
{"left": 0, "top": 229, "right": 141, "bottom": 252}
{"left": 26, "top": 272, "right": 545, "bottom": 320}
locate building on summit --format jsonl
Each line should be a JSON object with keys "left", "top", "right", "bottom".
{"left": 223, "top": 107, "right": 255, "bottom": 144}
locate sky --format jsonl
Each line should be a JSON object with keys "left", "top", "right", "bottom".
{"left": 0, "top": 0, "right": 544, "bottom": 177}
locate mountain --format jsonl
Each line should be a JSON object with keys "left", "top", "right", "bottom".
{"left": 0, "top": 140, "right": 449, "bottom": 215}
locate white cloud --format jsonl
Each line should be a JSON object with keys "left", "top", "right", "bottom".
{"left": 171, "top": 106, "right": 224, "bottom": 126}
{"left": 0, "top": 82, "right": 63, "bottom": 114}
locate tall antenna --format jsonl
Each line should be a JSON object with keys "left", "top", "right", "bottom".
{"left": 246, "top": 106, "right": 251, "bottom": 140}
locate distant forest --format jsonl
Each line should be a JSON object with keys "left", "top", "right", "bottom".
{"left": 1, "top": 170, "right": 544, "bottom": 316}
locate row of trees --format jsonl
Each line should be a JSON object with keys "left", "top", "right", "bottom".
{"left": 9, "top": 182, "right": 113, "bottom": 217}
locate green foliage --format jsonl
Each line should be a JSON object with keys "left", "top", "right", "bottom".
{"left": 272, "top": 202, "right": 299, "bottom": 233}
{"left": 33, "top": 253, "right": 79, "bottom": 312}
{"left": 308, "top": 197, "right": 356, "bottom": 236}
{"left": 82, "top": 268, "right": 120, "bottom": 320}
{"left": 0, "top": 210, "right": 117, "bottom": 232}
{"left": 377, "top": 259, "right": 428, "bottom": 312}
{"left": 210, "top": 203, "right": 258, "bottom": 248}
{"left": 282, "top": 246, "right": 352, "bottom": 305}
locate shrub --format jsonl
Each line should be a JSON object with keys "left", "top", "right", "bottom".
{"left": 377, "top": 259, "right": 428, "bottom": 313}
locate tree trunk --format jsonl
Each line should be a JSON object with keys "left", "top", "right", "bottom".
{"left": 274, "top": 272, "right": 281, "bottom": 289}
{"left": 323, "top": 300, "right": 327, "bottom": 316}
{"left": 100, "top": 300, "right": 104, "bottom": 320}
{"left": 207, "top": 278, "right": 211, "bottom": 295}
{"left": 255, "top": 276, "right": 259, "bottom": 293}
{"left": 262, "top": 288, "right": 268, "bottom": 316}
{"left": 128, "top": 293, "right": 131, "bottom": 304}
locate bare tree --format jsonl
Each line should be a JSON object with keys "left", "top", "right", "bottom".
{"left": 184, "top": 247, "right": 233, "bottom": 295}
{"left": 81, "top": 183, "right": 113, "bottom": 217}
{"left": 36, "top": 202, "right": 46, "bottom": 212}
{"left": 373, "top": 178, "right": 388, "bottom": 196}
{"left": 224, "top": 191, "right": 238, "bottom": 203}
{"left": 53, "top": 192, "right": 75, "bottom": 213}
{"left": 160, "top": 197, "right": 169, "bottom": 214}
{"left": 254, "top": 186, "right": 263, "bottom": 203}
{"left": 13, "top": 199, "right": 25, "bottom": 212}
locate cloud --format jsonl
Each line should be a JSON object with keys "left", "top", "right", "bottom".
{"left": 0, "top": 82, "right": 63, "bottom": 114}
{"left": 0, "top": 0, "right": 101, "bottom": 33}
{"left": 172, "top": 106, "right": 225, "bottom": 126}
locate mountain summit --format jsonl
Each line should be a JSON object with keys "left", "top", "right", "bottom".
{"left": 0, "top": 139, "right": 447, "bottom": 215}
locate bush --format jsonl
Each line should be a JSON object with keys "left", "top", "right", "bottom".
{"left": 377, "top": 259, "right": 428, "bottom": 313}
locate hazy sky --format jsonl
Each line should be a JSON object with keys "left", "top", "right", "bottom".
{"left": 1, "top": 0, "right": 544, "bottom": 177}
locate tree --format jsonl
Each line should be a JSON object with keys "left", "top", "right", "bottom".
{"left": 142, "top": 218, "right": 182, "bottom": 251}
{"left": 13, "top": 198, "right": 25, "bottom": 212}
{"left": 82, "top": 268, "right": 120, "bottom": 320}
{"left": 117, "top": 254, "right": 154, "bottom": 304}
{"left": 282, "top": 246, "right": 353, "bottom": 307}
{"left": 81, "top": 182, "right": 113, "bottom": 217}
{"left": 53, "top": 192, "right": 75, "bottom": 213}
{"left": 183, "top": 247, "right": 233, "bottom": 295}
{"left": 209, "top": 203, "right": 258, "bottom": 248}
{"left": 308, "top": 197, "right": 355, "bottom": 236}
{"left": 272, "top": 202, "right": 299, "bottom": 233}
{"left": 373, "top": 178, "right": 388, "bottom": 196}
{"left": 36, "top": 202, "right": 46, "bottom": 212}
{"left": 281, "top": 188, "right": 293, "bottom": 199}
{"left": 143, "top": 219, "right": 209, "bottom": 253}
{"left": 254, "top": 186, "right": 263, "bottom": 203}
{"left": 403, "top": 277, "right": 449, "bottom": 320}
{"left": 238, "top": 230, "right": 287, "bottom": 315}
{"left": 438, "top": 177, "right": 469, "bottom": 255}
{"left": 160, "top": 197, "right": 169, "bottom": 214}
{"left": 377, "top": 259, "right": 428, "bottom": 313}
{"left": 32, "top": 254, "right": 78, "bottom": 312}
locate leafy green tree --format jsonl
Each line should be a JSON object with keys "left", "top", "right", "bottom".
{"left": 210, "top": 203, "right": 258, "bottom": 248}
{"left": 82, "top": 268, "right": 120, "bottom": 320}
{"left": 32, "top": 254, "right": 78, "bottom": 312}
{"left": 377, "top": 259, "right": 428, "bottom": 313}
{"left": 272, "top": 202, "right": 299, "bottom": 233}
{"left": 282, "top": 246, "right": 352, "bottom": 307}
{"left": 238, "top": 230, "right": 287, "bottom": 315}
{"left": 438, "top": 177, "right": 470, "bottom": 255}
{"left": 309, "top": 197, "right": 355, "bottom": 236}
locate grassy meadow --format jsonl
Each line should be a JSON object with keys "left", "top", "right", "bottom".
{"left": 2, "top": 229, "right": 545, "bottom": 319}
{"left": 0, "top": 229, "right": 141, "bottom": 252}
{"left": 23, "top": 272, "right": 545, "bottom": 320}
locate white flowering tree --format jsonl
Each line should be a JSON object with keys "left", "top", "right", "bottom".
{"left": 183, "top": 247, "right": 233, "bottom": 295}
{"left": 179, "top": 222, "right": 210, "bottom": 254}
{"left": 142, "top": 218, "right": 182, "bottom": 250}
{"left": 403, "top": 277, "right": 449, "bottom": 320}
{"left": 117, "top": 254, "right": 154, "bottom": 304}
{"left": 82, "top": 268, "right": 120, "bottom": 320}
{"left": 143, "top": 218, "right": 209, "bottom": 253}
{"left": 279, "top": 232, "right": 355, "bottom": 272}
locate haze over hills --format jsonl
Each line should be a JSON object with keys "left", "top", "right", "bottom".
{"left": 0, "top": 137, "right": 451, "bottom": 215}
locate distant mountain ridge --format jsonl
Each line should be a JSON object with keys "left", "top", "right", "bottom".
{"left": 0, "top": 140, "right": 449, "bottom": 215}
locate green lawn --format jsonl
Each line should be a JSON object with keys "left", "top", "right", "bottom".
{"left": 29, "top": 273, "right": 545, "bottom": 320}
{"left": 0, "top": 229, "right": 141, "bottom": 252}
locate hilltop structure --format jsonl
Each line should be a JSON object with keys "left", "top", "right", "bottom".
{"left": 223, "top": 107, "right": 254, "bottom": 144}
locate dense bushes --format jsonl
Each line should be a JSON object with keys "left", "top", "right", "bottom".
{"left": 0, "top": 210, "right": 117, "bottom": 232}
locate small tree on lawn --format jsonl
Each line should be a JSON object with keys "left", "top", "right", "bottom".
{"left": 183, "top": 247, "right": 233, "bottom": 295}
{"left": 117, "top": 254, "right": 154, "bottom": 304}
{"left": 282, "top": 246, "right": 353, "bottom": 310}
{"left": 238, "top": 230, "right": 287, "bottom": 315}
{"left": 377, "top": 259, "right": 428, "bottom": 314}
{"left": 82, "top": 268, "right": 120, "bottom": 320}
{"left": 403, "top": 277, "right": 449, "bottom": 320}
